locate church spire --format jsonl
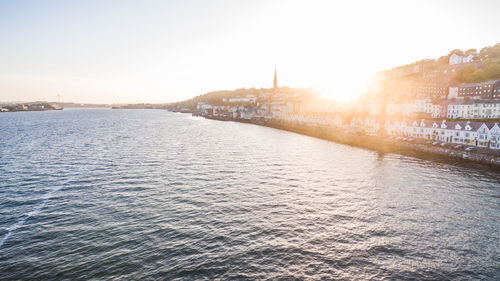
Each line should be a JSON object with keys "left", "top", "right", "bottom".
{"left": 273, "top": 68, "right": 278, "bottom": 89}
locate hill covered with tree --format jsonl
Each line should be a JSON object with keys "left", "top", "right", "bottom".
{"left": 166, "top": 87, "right": 318, "bottom": 110}
{"left": 452, "top": 43, "right": 500, "bottom": 83}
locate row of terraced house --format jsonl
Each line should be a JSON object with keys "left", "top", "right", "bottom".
{"left": 352, "top": 118, "right": 500, "bottom": 149}
{"left": 275, "top": 113, "right": 500, "bottom": 150}
{"left": 196, "top": 97, "right": 500, "bottom": 149}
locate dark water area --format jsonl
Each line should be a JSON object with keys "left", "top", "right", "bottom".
{"left": 0, "top": 109, "right": 499, "bottom": 280}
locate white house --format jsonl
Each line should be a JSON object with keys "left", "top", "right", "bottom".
{"left": 196, "top": 102, "right": 213, "bottom": 111}
{"left": 449, "top": 53, "right": 475, "bottom": 65}
{"left": 414, "top": 98, "right": 432, "bottom": 115}
{"left": 447, "top": 101, "right": 464, "bottom": 119}
{"left": 268, "top": 101, "right": 288, "bottom": 118}
{"left": 448, "top": 87, "right": 459, "bottom": 99}
{"left": 431, "top": 104, "right": 442, "bottom": 118}
{"left": 445, "top": 100, "right": 500, "bottom": 119}
{"left": 489, "top": 124, "right": 500, "bottom": 149}
{"left": 385, "top": 119, "right": 500, "bottom": 149}
{"left": 226, "top": 95, "right": 257, "bottom": 103}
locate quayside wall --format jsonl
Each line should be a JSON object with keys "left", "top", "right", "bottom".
{"left": 200, "top": 115, "right": 500, "bottom": 169}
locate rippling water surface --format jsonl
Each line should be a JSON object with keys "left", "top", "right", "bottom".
{"left": 1, "top": 109, "right": 499, "bottom": 280}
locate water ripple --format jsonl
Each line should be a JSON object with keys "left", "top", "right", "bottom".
{"left": 0, "top": 109, "right": 499, "bottom": 280}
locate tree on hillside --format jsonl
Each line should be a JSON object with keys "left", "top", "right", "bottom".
{"left": 453, "top": 61, "right": 500, "bottom": 83}
{"left": 480, "top": 43, "right": 500, "bottom": 60}
{"left": 476, "top": 62, "right": 500, "bottom": 81}
{"left": 453, "top": 65, "right": 475, "bottom": 83}
{"left": 449, "top": 49, "right": 464, "bottom": 56}
{"left": 469, "top": 69, "right": 487, "bottom": 83}
{"left": 437, "top": 55, "right": 448, "bottom": 65}
{"left": 465, "top": 48, "right": 477, "bottom": 55}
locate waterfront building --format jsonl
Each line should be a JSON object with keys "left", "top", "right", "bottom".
{"left": 384, "top": 119, "right": 403, "bottom": 136}
{"left": 239, "top": 107, "right": 257, "bottom": 120}
{"left": 225, "top": 95, "right": 257, "bottom": 103}
{"left": 28, "top": 104, "right": 44, "bottom": 111}
{"left": 466, "top": 100, "right": 500, "bottom": 119}
{"left": 490, "top": 124, "right": 500, "bottom": 149}
{"left": 267, "top": 101, "right": 289, "bottom": 118}
{"left": 363, "top": 118, "right": 380, "bottom": 136}
{"left": 385, "top": 118, "right": 500, "bottom": 149}
{"left": 349, "top": 116, "right": 365, "bottom": 134}
{"left": 17, "top": 105, "right": 28, "bottom": 111}
{"left": 347, "top": 117, "right": 381, "bottom": 136}
{"left": 447, "top": 100, "right": 466, "bottom": 119}
{"left": 431, "top": 102, "right": 447, "bottom": 118}
{"left": 456, "top": 80, "right": 500, "bottom": 99}
{"left": 445, "top": 99, "right": 500, "bottom": 119}
{"left": 196, "top": 102, "right": 213, "bottom": 111}
{"left": 447, "top": 121, "right": 482, "bottom": 145}
{"left": 414, "top": 98, "right": 432, "bottom": 115}
{"left": 276, "top": 112, "right": 343, "bottom": 129}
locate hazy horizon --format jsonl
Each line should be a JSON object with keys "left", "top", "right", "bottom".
{"left": 1, "top": 0, "right": 499, "bottom": 104}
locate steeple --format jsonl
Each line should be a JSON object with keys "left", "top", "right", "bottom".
{"left": 273, "top": 68, "right": 278, "bottom": 89}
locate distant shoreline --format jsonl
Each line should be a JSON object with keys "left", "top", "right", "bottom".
{"left": 0, "top": 108, "right": 63, "bottom": 113}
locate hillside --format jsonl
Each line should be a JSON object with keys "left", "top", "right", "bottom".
{"left": 167, "top": 87, "right": 317, "bottom": 110}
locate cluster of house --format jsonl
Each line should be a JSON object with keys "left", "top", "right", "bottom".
{"left": 0, "top": 103, "right": 50, "bottom": 112}
{"left": 451, "top": 80, "right": 500, "bottom": 99}
{"left": 192, "top": 66, "right": 500, "bottom": 150}
{"left": 196, "top": 96, "right": 500, "bottom": 149}
{"left": 449, "top": 53, "right": 475, "bottom": 65}
{"left": 381, "top": 96, "right": 500, "bottom": 120}
{"left": 378, "top": 50, "right": 500, "bottom": 119}
{"left": 363, "top": 118, "right": 500, "bottom": 149}
{"left": 196, "top": 94, "right": 302, "bottom": 120}
{"left": 366, "top": 79, "right": 500, "bottom": 120}
{"left": 301, "top": 114, "right": 500, "bottom": 149}
{"left": 287, "top": 113, "right": 500, "bottom": 149}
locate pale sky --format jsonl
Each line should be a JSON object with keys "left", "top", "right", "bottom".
{"left": 0, "top": 0, "right": 499, "bottom": 104}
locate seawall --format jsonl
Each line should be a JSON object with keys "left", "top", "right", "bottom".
{"left": 199, "top": 115, "right": 500, "bottom": 169}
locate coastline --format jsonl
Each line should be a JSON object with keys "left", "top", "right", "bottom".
{"left": 0, "top": 108, "right": 63, "bottom": 113}
{"left": 195, "top": 114, "right": 500, "bottom": 168}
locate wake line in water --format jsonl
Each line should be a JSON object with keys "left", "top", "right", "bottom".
{"left": 0, "top": 161, "right": 97, "bottom": 250}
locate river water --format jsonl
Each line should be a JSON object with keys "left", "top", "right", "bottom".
{"left": 0, "top": 109, "right": 499, "bottom": 280}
